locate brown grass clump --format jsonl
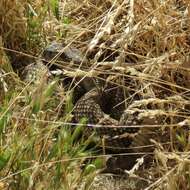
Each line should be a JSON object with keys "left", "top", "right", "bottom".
{"left": 0, "top": 0, "right": 27, "bottom": 50}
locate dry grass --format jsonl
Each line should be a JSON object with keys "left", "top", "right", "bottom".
{"left": 0, "top": 0, "right": 27, "bottom": 50}
{"left": 1, "top": 0, "right": 190, "bottom": 189}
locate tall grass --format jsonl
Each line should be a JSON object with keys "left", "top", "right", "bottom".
{"left": 0, "top": 1, "right": 102, "bottom": 189}
{"left": 1, "top": 0, "right": 190, "bottom": 189}
{"left": 0, "top": 73, "right": 104, "bottom": 189}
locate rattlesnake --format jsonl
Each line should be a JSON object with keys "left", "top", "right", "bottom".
{"left": 23, "top": 42, "right": 180, "bottom": 171}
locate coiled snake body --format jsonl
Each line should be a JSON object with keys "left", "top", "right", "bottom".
{"left": 73, "top": 87, "right": 141, "bottom": 149}
{"left": 23, "top": 42, "right": 166, "bottom": 171}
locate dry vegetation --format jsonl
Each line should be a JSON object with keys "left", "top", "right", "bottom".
{"left": 1, "top": 0, "right": 190, "bottom": 189}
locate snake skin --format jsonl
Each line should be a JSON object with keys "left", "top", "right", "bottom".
{"left": 72, "top": 87, "right": 143, "bottom": 150}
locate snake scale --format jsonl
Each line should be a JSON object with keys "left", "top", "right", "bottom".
{"left": 72, "top": 87, "right": 140, "bottom": 149}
